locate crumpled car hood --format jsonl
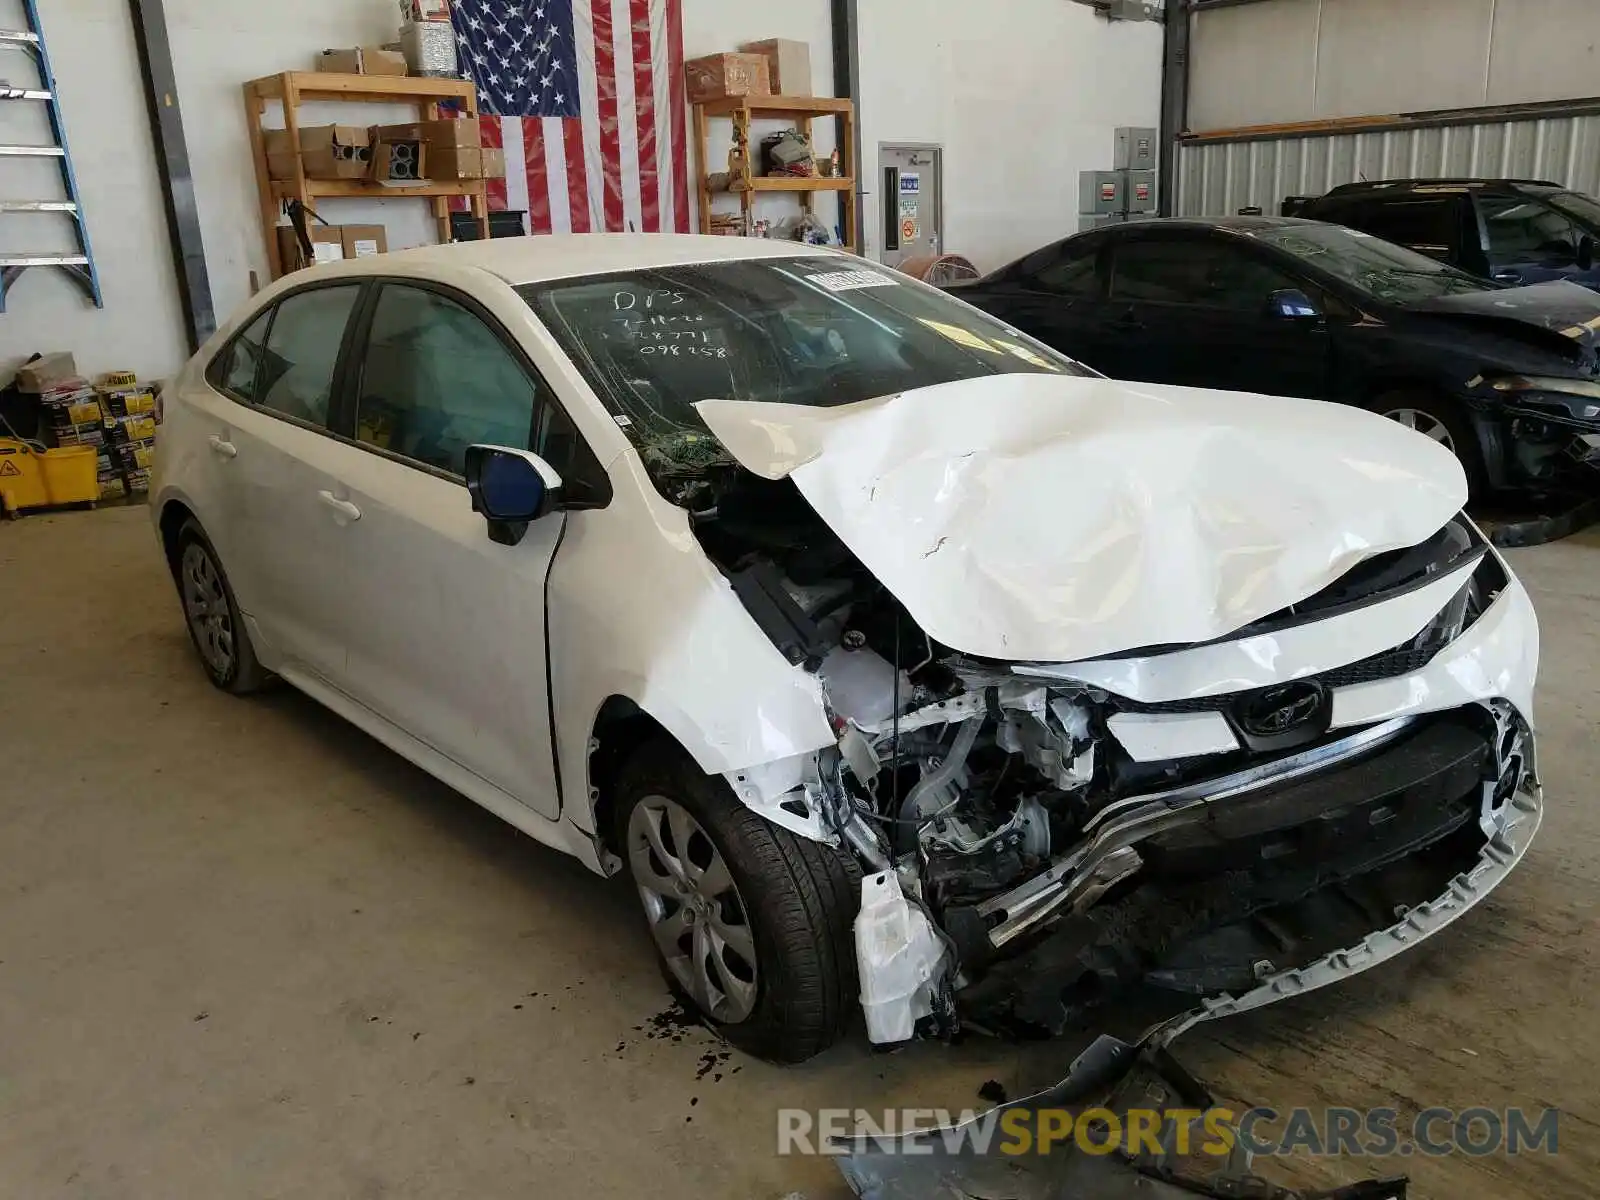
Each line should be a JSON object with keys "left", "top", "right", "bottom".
{"left": 696, "top": 374, "right": 1467, "bottom": 662}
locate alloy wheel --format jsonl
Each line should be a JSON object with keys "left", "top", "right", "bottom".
{"left": 180, "top": 542, "right": 235, "bottom": 678}
{"left": 626, "top": 794, "right": 759, "bottom": 1022}
{"left": 1383, "top": 407, "right": 1457, "bottom": 454}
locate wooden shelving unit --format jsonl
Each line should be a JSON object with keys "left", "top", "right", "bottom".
{"left": 243, "top": 71, "right": 491, "bottom": 280}
{"left": 692, "top": 94, "right": 857, "bottom": 251}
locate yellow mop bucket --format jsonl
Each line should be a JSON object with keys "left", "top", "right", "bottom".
{"left": 0, "top": 438, "right": 99, "bottom": 516}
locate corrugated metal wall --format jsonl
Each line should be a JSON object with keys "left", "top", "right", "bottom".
{"left": 1177, "top": 113, "right": 1600, "bottom": 218}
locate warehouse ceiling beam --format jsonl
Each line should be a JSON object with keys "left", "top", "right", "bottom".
{"left": 128, "top": 0, "right": 215, "bottom": 352}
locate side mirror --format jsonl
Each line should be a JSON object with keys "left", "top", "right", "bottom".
{"left": 1266, "top": 288, "right": 1322, "bottom": 320}
{"left": 464, "top": 445, "right": 563, "bottom": 546}
{"left": 1579, "top": 234, "right": 1596, "bottom": 271}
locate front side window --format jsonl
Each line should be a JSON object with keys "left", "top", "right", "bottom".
{"left": 206, "top": 309, "right": 273, "bottom": 401}
{"left": 257, "top": 285, "right": 362, "bottom": 427}
{"left": 1110, "top": 239, "right": 1298, "bottom": 309}
{"left": 355, "top": 285, "right": 538, "bottom": 477}
{"left": 1480, "top": 196, "right": 1583, "bottom": 263}
{"left": 519, "top": 258, "right": 1083, "bottom": 483}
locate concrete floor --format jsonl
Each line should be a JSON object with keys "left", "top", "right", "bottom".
{"left": 1, "top": 505, "right": 1596, "bottom": 1200}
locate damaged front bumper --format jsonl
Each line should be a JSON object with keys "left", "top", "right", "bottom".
{"left": 833, "top": 776, "right": 1540, "bottom": 1199}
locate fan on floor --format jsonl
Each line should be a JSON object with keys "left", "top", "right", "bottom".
{"left": 895, "top": 254, "right": 981, "bottom": 287}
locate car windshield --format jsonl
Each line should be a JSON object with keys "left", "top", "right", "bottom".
{"left": 1246, "top": 222, "right": 1491, "bottom": 302}
{"left": 1545, "top": 190, "right": 1600, "bottom": 232}
{"left": 518, "top": 257, "right": 1083, "bottom": 478}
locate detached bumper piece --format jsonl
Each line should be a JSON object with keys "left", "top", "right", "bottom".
{"left": 959, "top": 716, "right": 1501, "bottom": 1036}
{"left": 834, "top": 1036, "right": 1407, "bottom": 1200}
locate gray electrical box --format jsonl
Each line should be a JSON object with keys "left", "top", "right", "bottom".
{"left": 1078, "top": 213, "right": 1128, "bottom": 233}
{"left": 1107, "top": 0, "right": 1159, "bottom": 20}
{"left": 1115, "top": 127, "right": 1158, "bottom": 172}
{"left": 1125, "top": 169, "right": 1158, "bottom": 213}
{"left": 1079, "top": 170, "right": 1124, "bottom": 215}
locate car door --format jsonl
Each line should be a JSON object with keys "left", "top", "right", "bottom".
{"left": 1476, "top": 195, "right": 1596, "bottom": 287}
{"left": 958, "top": 238, "right": 1108, "bottom": 366}
{"left": 315, "top": 281, "right": 607, "bottom": 820}
{"left": 1094, "top": 232, "right": 1331, "bottom": 398}
{"left": 210, "top": 282, "right": 367, "bottom": 683}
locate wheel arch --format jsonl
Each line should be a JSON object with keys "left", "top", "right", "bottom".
{"left": 586, "top": 694, "right": 675, "bottom": 863}
{"left": 157, "top": 497, "right": 198, "bottom": 578}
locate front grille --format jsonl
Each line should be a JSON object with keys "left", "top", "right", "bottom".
{"left": 1116, "top": 624, "right": 1448, "bottom": 716}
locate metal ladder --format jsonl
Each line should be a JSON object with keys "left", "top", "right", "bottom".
{"left": 0, "top": 0, "right": 101, "bottom": 311}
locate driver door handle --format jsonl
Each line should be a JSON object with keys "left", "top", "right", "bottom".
{"left": 208, "top": 435, "right": 237, "bottom": 459}
{"left": 317, "top": 491, "right": 362, "bottom": 522}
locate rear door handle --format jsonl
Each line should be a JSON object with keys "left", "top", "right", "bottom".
{"left": 208, "top": 435, "right": 237, "bottom": 459}
{"left": 317, "top": 490, "right": 362, "bottom": 522}
{"left": 1493, "top": 270, "right": 1523, "bottom": 284}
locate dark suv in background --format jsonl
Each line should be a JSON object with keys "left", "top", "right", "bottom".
{"left": 1289, "top": 179, "right": 1600, "bottom": 290}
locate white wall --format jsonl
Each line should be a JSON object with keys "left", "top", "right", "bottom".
{"left": 1190, "top": 0, "right": 1600, "bottom": 132}
{"left": 0, "top": 0, "right": 188, "bottom": 385}
{"left": 3, "top": 0, "right": 1162, "bottom": 385}
{"left": 167, "top": 0, "right": 447, "bottom": 327}
{"left": 858, "top": 0, "right": 1163, "bottom": 270}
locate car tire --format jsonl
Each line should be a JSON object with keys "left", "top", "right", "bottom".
{"left": 174, "top": 519, "right": 266, "bottom": 695}
{"left": 1370, "top": 390, "right": 1489, "bottom": 495}
{"left": 614, "top": 738, "right": 861, "bottom": 1063}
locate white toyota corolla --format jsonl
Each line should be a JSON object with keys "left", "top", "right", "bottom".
{"left": 153, "top": 236, "right": 1541, "bottom": 1063}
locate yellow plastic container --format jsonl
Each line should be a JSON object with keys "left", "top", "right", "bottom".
{"left": 0, "top": 438, "right": 99, "bottom": 515}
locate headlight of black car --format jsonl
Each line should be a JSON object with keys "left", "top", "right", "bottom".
{"left": 1489, "top": 375, "right": 1600, "bottom": 427}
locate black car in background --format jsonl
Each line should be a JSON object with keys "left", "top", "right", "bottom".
{"left": 1289, "top": 178, "right": 1600, "bottom": 290}
{"left": 952, "top": 216, "right": 1600, "bottom": 497}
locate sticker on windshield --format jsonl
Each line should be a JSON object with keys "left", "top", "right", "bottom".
{"left": 805, "top": 269, "right": 900, "bottom": 293}
{"left": 612, "top": 413, "right": 634, "bottom": 427}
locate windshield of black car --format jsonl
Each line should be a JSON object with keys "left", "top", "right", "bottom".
{"left": 1248, "top": 223, "right": 1490, "bottom": 301}
{"left": 518, "top": 258, "right": 1083, "bottom": 479}
{"left": 1544, "top": 190, "right": 1600, "bottom": 233}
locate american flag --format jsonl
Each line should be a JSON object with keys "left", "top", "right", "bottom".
{"left": 452, "top": 0, "right": 690, "bottom": 234}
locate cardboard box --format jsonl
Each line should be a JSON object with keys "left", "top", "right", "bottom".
{"left": 374, "top": 119, "right": 479, "bottom": 151}
{"left": 267, "top": 152, "right": 299, "bottom": 181}
{"left": 15, "top": 352, "right": 77, "bottom": 393}
{"left": 739, "top": 38, "right": 812, "bottom": 96}
{"left": 684, "top": 52, "right": 771, "bottom": 102}
{"left": 340, "top": 225, "right": 388, "bottom": 258}
{"left": 105, "top": 415, "right": 157, "bottom": 445}
{"left": 318, "top": 46, "right": 407, "bottom": 76}
{"left": 426, "top": 145, "right": 483, "bottom": 179}
{"left": 264, "top": 130, "right": 300, "bottom": 179}
{"left": 97, "top": 385, "right": 157, "bottom": 421}
{"left": 372, "top": 140, "right": 427, "bottom": 182}
{"left": 276, "top": 225, "right": 347, "bottom": 271}
{"left": 481, "top": 147, "right": 506, "bottom": 179}
{"left": 299, "top": 124, "right": 372, "bottom": 180}
{"left": 113, "top": 440, "right": 155, "bottom": 471}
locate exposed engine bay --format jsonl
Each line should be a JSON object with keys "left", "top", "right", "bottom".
{"left": 677, "top": 463, "right": 1542, "bottom": 1042}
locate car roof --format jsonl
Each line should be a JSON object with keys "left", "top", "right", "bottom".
{"left": 299, "top": 233, "right": 842, "bottom": 287}
{"left": 1322, "top": 178, "right": 1564, "bottom": 197}
{"left": 1101, "top": 215, "right": 1329, "bottom": 234}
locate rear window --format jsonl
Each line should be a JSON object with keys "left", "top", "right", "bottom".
{"left": 519, "top": 257, "right": 1084, "bottom": 479}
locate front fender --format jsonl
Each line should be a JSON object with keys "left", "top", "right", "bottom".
{"left": 546, "top": 455, "right": 836, "bottom": 837}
